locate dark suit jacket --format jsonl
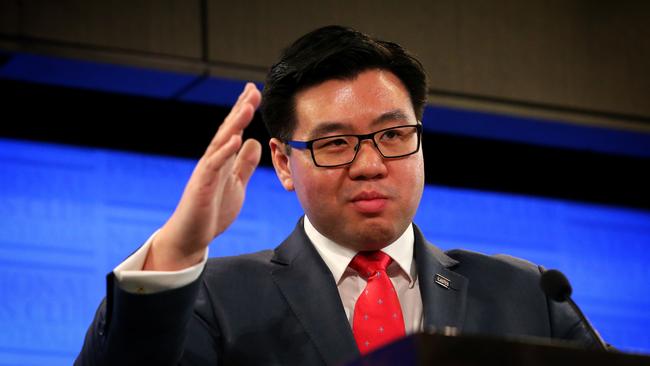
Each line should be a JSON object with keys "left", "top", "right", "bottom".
{"left": 76, "top": 220, "right": 599, "bottom": 365}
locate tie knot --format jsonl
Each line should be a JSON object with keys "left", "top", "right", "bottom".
{"left": 349, "top": 251, "right": 392, "bottom": 279}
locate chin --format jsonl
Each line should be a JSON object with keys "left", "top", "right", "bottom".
{"left": 352, "top": 220, "right": 399, "bottom": 250}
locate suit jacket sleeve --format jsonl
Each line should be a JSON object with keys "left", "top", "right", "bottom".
{"left": 74, "top": 271, "right": 210, "bottom": 366}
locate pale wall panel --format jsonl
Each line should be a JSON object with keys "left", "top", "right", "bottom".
{"left": 14, "top": 0, "right": 202, "bottom": 58}
{"left": 447, "top": 1, "right": 650, "bottom": 118}
{"left": 207, "top": 0, "right": 650, "bottom": 119}
{"left": 1, "top": 1, "right": 648, "bottom": 121}
{"left": 0, "top": 0, "right": 21, "bottom": 35}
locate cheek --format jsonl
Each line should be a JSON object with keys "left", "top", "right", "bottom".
{"left": 398, "top": 156, "right": 425, "bottom": 200}
{"left": 307, "top": 169, "right": 342, "bottom": 199}
{"left": 293, "top": 166, "right": 343, "bottom": 209}
{"left": 414, "top": 152, "right": 425, "bottom": 181}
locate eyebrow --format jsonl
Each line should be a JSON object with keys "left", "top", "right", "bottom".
{"left": 306, "top": 122, "right": 349, "bottom": 140}
{"left": 373, "top": 109, "right": 411, "bottom": 125}
{"left": 306, "top": 109, "right": 412, "bottom": 140}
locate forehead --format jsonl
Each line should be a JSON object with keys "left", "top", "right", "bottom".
{"left": 293, "top": 69, "right": 415, "bottom": 138}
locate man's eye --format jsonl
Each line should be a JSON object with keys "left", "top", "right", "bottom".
{"left": 381, "top": 130, "right": 401, "bottom": 140}
{"left": 322, "top": 138, "right": 349, "bottom": 147}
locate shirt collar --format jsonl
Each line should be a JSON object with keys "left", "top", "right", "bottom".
{"left": 304, "top": 215, "right": 415, "bottom": 285}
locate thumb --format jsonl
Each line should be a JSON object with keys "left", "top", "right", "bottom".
{"left": 235, "top": 138, "right": 262, "bottom": 185}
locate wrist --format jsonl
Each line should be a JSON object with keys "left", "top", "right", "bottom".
{"left": 143, "top": 233, "right": 206, "bottom": 271}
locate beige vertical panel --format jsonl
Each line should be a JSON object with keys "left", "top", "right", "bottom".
{"left": 16, "top": 0, "right": 202, "bottom": 58}
{"left": 207, "top": 0, "right": 650, "bottom": 119}
{"left": 446, "top": 1, "right": 650, "bottom": 118}
{"left": 206, "top": 1, "right": 454, "bottom": 70}
{"left": 0, "top": 0, "right": 21, "bottom": 35}
{"left": 1, "top": 1, "right": 647, "bottom": 120}
{"left": 207, "top": 0, "right": 367, "bottom": 68}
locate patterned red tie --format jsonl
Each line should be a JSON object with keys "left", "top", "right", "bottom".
{"left": 349, "top": 251, "right": 405, "bottom": 354}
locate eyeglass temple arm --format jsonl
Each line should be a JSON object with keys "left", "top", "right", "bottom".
{"left": 286, "top": 140, "right": 310, "bottom": 149}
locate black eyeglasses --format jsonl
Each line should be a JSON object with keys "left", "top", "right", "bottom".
{"left": 285, "top": 123, "right": 422, "bottom": 167}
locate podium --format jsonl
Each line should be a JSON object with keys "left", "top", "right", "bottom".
{"left": 346, "top": 333, "right": 650, "bottom": 366}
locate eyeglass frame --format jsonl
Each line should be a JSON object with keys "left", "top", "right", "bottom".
{"left": 284, "top": 122, "right": 423, "bottom": 168}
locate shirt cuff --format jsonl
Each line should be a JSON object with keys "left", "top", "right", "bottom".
{"left": 113, "top": 230, "right": 209, "bottom": 294}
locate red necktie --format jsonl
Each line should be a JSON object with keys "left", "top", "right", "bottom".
{"left": 349, "top": 251, "right": 405, "bottom": 354}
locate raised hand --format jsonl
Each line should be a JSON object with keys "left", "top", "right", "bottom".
{"left": 143, "top": 83, "right": 262, "bottom": 271}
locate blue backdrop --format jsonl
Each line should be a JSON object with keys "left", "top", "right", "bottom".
{"left": 1, "top": 138, "right": 649, "bottom": 365}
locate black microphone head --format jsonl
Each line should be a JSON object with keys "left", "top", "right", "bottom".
{"left": 540, "top": 269, "right": 572, "bottom": 302}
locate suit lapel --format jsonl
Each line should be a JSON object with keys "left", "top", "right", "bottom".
{"left": 413, "top": 225, "right": 469, "bottom": 334}
{"left": 270, "top": 220, "right": 360, "bottom": 365}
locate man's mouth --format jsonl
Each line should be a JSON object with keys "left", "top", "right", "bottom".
{"left": 350, "top": 191, "right": 388, "bottom": 213}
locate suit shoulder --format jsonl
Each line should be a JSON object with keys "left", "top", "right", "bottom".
{"left": 204, "top": 250, "right": 275, "bottom": 276}
{"left": 445, "top": 248, "right": 542, "bottom": 280}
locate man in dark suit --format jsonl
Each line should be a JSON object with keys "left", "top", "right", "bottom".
{"left": 76, "top": 26, "right": 602, "bottom": 365}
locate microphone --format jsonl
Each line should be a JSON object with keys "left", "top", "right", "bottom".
{"left": 540, "top": 269, "right": 609, "bottom": 350}
{"left": 540, "top": 268, "right": 573, "bottom": 302}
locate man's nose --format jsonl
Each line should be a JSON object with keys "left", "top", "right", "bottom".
{"left": 348, "top": 140, "right": 388, "bottom": 179}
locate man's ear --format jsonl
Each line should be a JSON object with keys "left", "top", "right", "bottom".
{"left": 269, "top": 138, "right": 294, "bottom": 191}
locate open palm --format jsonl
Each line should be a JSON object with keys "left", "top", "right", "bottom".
{"left": 144, "top": 83, "right": 262, "bottom": 271}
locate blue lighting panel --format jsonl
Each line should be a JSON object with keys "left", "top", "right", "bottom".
{"left": 0, "top": 139, "right": 649, "bottom": 365}
{"left": 423, "top": 106, "right": 650, "bottom": 158}
{"left": 0, "top": 53, "right": 197, "bottom": 98}
{"left": 2, "top": 51, "right": 649, "bottom": 158}
{"left": 179, "top": 77, "right": 265, "bottom": 106}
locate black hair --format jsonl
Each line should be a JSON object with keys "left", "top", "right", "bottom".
{"left": 260, "top": 25, "right": 427, "bottom": 141}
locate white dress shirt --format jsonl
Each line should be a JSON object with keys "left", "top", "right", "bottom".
{"left": 113, "top": 230, "right": 209, "bottom": 294}
{"left": 114, "top": 217, "right": 423, "bottom": 333}
{"left": 304, "top": 216, "right": 423, "bottom": 334}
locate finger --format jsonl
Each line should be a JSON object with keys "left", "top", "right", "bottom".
{"left": 225, "top": 82, "right": 252, "bottom": 119}
{"left": 234, "top": 138, "right": 262, "bottom": 186}
{"left": 220, "top": 83, "right": 261, "bottom": 135}
{"left": 197, "top": 135, "right": 242, "bottom": 187}
{"left": 204, "top": 101, "right": 253, "bottom": 157}
{"left": 206, "top": 84, "right": 249, "bottom": 143}
{"left": 220, "top": 84, "right": 261, "bottom": 137}
{"left": 205, "top": 84, "right": 261, "bottom": 155}
{"left": 235, "top": 82, "right": 252, "bottom": 104}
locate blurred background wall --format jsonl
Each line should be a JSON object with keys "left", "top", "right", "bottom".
{"left": 1, "top": 1, "right": 649, "bottom": 365}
